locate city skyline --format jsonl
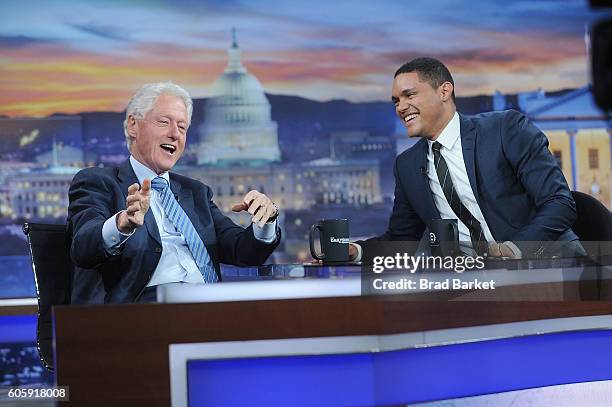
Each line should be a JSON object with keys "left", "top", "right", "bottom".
{"left": 0, "top": 0, "right": 601, "bottom": 117}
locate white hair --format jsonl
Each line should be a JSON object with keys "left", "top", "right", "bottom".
{"left": 123, "top": 82, "right": 193, "bottom": 149}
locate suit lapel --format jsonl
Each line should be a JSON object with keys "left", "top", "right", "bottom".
{"left": 459, "top": 114, "right": 484, "bottom": 209}
{"left": 414, "top": 140, "right": 440, "bottom": 220}
{"left": 117, "top": 159, "right": 162, "bottom": 247}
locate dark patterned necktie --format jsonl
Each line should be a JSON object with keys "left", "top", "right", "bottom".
{"left": 432, "top": 142, "right": 488, "bottom": 256}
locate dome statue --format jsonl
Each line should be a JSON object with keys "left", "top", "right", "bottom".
{"left": 198, "top": 29, "right": 281, "bottom": 166}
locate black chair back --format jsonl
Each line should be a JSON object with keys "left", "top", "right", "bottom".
{"left": 571, "top": 190, "right": 612, "bottom": 292}
{"left": 23, "top": 222, "right": 72, "bottom": 372}
{"left": 572, "top": 191, "right": 612, "bottom": 242}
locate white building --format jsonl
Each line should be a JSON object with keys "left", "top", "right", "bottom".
{"left": 521, "top": 86, "right": 611, "bottom": 208}
{"left": 181, "top": 31, "right": 382, "bottom": 231}
{"left": 197, "top": 32, "right": 281, "bottom": 165}
{"left": 7, "top": 143, "right": 80, "bottom": 221}
{"left": 8, "top": 167, "right": 78, "bottom": 221}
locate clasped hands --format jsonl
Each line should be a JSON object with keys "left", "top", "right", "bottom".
{"left": 116, "top": 180, "right": 278, "bottom": 234}
{"left": 487, "top": 241, "right": 520, "bottom": 259}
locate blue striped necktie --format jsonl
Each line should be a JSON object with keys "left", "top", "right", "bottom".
{"left": 150, "top": 177, "right": 217, "bottom": 283}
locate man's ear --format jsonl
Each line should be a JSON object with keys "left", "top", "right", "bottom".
{"left": 440, "top": 82, "right": 454, "bottom": 102}
{"left": 127, "top": 115, "right": 138, "bottom": 137}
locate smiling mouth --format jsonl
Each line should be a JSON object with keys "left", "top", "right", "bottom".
{"left": 404, "top": 113, "right": 419, "bottom": 124}
{"left": 160, "top": 144, "right": 177, "bottom": 154}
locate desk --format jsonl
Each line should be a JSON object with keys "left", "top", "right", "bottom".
{"left": 53, "top": 262, "right": 612, "bottom": 406}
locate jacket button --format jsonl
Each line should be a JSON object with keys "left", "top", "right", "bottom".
{"left": 154, "top": 247, "right": 162, "bottom": 253}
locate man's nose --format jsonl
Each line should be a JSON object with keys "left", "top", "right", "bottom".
{"left": 397, "top": 100, "right": 409, "bottom": 114}
{"left": 168, "top": 124, "right": 181, "bottom": 139}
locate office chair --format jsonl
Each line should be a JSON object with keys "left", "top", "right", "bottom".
{"left": 23, "top": 222, "right": 72, "bottom": 372}
{"left": 572, "top": 191, "right": 612, "bottom": 242}
{"left": 570, "top": 191, "right": 612, "bottom": 300}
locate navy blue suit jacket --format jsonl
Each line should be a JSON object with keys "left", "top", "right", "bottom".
{"left": 68, "top": 160, "right": 280, "bottom": 303}
{"left": 378, "top": 110, "right": 578, "bottom": 256}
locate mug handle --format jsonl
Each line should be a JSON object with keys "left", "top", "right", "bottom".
{"left": 449, "top": 221, "right": 460, "bottom": 255}
{"left": 309, "top": 224, "right": 325, "bottom": 260}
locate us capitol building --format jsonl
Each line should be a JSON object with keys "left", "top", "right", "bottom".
{"left": 197, "top": 33, "right": 281, "bottom": 166}
{"left": 180, "top": 33, "right": 382, "bottom": 231}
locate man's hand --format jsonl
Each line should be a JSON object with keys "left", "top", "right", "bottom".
{"left": 117, "top": 179, "right": 151, "bottom": 234}
{"left": 488, "top": 241, "right": 520, "bottom": 259}
{"left": 348, "top": 243, "right": 359, "bottom": 262}
{"left": 231, "top": 190, "right": 278, "bottom": 228}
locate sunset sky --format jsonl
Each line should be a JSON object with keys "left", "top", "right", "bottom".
{"left": 0, "top": 0, "right": 602, "bottom": 116}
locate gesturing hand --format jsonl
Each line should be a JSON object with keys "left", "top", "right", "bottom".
{"left": 117, "top": 179, "right": 151, "bottom": 234}
{"left": 231, "top": 190, "right": 278, "bottom": 228}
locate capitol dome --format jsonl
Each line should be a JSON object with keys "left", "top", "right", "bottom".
{"left": 208, "top": 70, "right": 268, "bottom": 107}
{"left": 198, "top": 31, "right": 281, "bottom": 166}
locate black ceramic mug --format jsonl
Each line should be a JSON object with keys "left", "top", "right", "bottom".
{"left": 429, "top": 219, "right": 460, "bottom": 257}
{"left": 309, "top": 219, "right": 350, "bottom": 264}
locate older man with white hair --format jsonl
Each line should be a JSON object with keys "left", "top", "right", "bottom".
{"left": 68, "top": 82, "right": 281, "bottom": 303}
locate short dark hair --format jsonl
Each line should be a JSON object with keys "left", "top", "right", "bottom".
{"left": 394, "top": 57, "right": 455, "bottom": 102}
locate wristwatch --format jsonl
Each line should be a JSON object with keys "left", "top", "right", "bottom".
{"left": 266, "top": 203, "right": 279, "bottom": 223}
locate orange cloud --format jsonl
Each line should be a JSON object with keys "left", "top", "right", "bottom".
{"left": 0, "top": 27, "right": 591, "bottom": 117}
{"left": 0, "top": 43, "right": 228, "bottom": 116}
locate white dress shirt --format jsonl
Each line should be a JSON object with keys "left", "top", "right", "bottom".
{"left": 427, "top": 112, "right": 495, "bottom": 254}
{"left": 102, "top": 156, "right": 277, "bottom": 286}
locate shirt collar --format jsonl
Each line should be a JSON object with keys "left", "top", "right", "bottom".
{"left": 129, "top": 156, "right": 170, "bottom": 185}
{"left": 428, "top": 111, "right": 460, "bottom": 152}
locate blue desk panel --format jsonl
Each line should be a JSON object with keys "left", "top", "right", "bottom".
{"left": 187, "top": 330, "right": 612, "bottom": 406}
{"left": 0, "top": 315, "right": 36, "bottom": 343}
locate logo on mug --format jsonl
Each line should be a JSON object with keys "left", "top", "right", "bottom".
{"left": 429, "top": 232, "right": 437, "bottom": 244}
{"left": 330, "top": 237, "right": 350, "bottom": 244}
